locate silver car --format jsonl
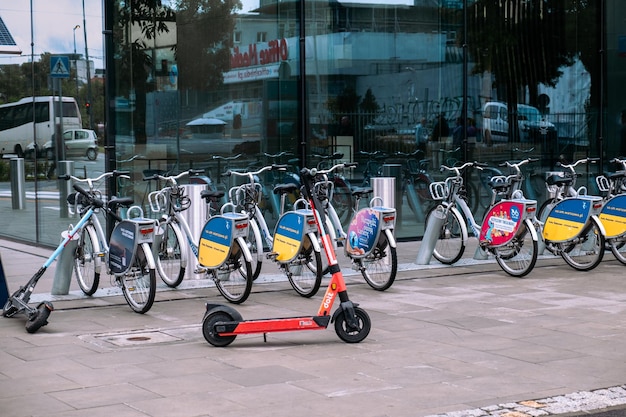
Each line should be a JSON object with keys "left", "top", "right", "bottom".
{"left": 26, "top": 129, "right": 99, "bottom": 161}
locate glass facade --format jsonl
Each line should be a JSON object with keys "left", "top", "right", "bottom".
{"left": 1, "top": 0, "right": 625, "bottom": 246}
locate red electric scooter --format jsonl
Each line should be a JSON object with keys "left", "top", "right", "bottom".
{"left": 201, "top": 166, "right": 371, "bottom": 347}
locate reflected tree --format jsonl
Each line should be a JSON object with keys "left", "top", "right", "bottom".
{"left": 114, "top": 0, "right": 175, "bottom": 144}
{"left": 175, "top": 0, "right": 242, "bottom": 94}
{"left": 466, "top": 0, "right": 574, "bottom": 142}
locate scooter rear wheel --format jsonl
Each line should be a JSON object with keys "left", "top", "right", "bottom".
{"left": 334, "top": 306, "right": 371, "bottom": 343}
{"left": 2, "top": 298, "right": 18, "bottom": 318}
{"left": 202, "top": 311, "right": 238, "bottom": 347}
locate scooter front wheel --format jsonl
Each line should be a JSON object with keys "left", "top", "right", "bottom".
{"left": 334, "top": 306, "right": 371, "bottom": 343}
{"left": 25, "top": 302, "right": 53, "bottom": 333}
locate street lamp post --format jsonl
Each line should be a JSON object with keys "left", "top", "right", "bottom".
{"left": 73, "top": 25, "right": 80, "bottom": 96}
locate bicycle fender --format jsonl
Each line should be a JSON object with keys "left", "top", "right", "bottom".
{"left": 236, "top": 236, "right": 253, "bottom": 263}
{"left": 307, "top": 232, "right": 322, "bottom": 252}
{"left": 524, "top": 218, "right": 539, "bottom": 242}
{"left": 590, "top": 215, "right": 607, "bottom": 237}
{"left": 449, "top": 206, "right": 469, "bottom": 240}
{"left": 384, "top": 228, "right": 397, "bottom": 248}
{"left": 140, "top": 243, "right": 157, "bottom": 270}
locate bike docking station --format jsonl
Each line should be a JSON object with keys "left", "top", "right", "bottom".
{"left": 200, "top": 167, "right": 371, "bottom": 347}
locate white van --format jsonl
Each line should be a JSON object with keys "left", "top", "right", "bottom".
{"left": 482, "top": 102, "right": 556, "bottom": 144}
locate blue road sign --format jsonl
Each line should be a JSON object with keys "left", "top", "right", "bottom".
{"left": 50, "top": 56, "right": 70, "bottom": 79}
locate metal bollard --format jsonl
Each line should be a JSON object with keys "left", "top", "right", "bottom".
{"left": 181, "top": 184, "right": 208, "bottom": 279}
{"left": 10, "top": 158, "right": 25, "bottom": 210}
{"left": 51, "top": 230, "right": 79, "bottom": 295}
{"left": 416, "top": 205, "right": 445, "bottom": 264}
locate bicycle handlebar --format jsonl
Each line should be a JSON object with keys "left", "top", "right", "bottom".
{"left": 60, "top": 170, "right": 130, "bottom": 191}
{"left": 556, "top": 157, "right": 599, "bottom": 172}
{"left": 498, "top": 158, "right": 538, "bottom": 174}
{"left": 143, "top": 169, "right": 204, "bottom": 184}
{"left": 72, "top": 184, "right": 105, "bottom": 209}
{"left": 223, "top": 164, "right": 287, "bottom": 180}
{"left": 302, "top": 162, "right": 357, "bottom": 178}
{"left": 439, "top": 161, "right": 475, "bottom": 176}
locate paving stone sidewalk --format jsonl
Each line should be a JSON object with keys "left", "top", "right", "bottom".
{"left": 2, "top": 239, "right": 626, "bottom": 417}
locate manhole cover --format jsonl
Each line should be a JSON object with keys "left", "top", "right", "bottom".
{"left": 95, "top": 331, "right": 182, "bottom": 347}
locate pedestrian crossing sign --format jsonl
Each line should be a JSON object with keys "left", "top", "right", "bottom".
{"left": 50, "top": 56, "right": 70, "bottom": 78}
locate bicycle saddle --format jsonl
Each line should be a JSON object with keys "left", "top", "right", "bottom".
{"left": 351, "top": 187, "right": 373, "bottom": 198}
{"left": 273, "top": 183, "right": 299, "bottom": 195}
{"left": 108, "top": 197, "right": 134, "bottom": 212}
{"left": 545, "top": 174, "right": 573, "bottom": 187}
{"left": 200, "top": 189, "right": 226, "bottom": 201}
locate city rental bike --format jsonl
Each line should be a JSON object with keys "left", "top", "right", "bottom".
{"left": 266, "top": 183, "right": 324, "bottom": 297}
{"left": 425, "top": 161, "right": 539, "bottom": 277}
{"left": 310, "top": 162, "right": 399, "bottom": 290}
{"left": 596, "top": 163, "right": 626, "bottom": 263}
{"left": 222, "top": 164, "right": 288, "bottom": 281}
{"left": 65, "top": 170, "right": 134, "bottom": 296}
{"left": 146, "top": 170, "right": 253, "bottom": 304}
{"left": 195, "top": 201, "right": 254, "bottom": 304}
{"left": 540, "top": 158, "right": 606, "bottom": 271}
{"left": 69, "top": 175, "right": 158, "bottom": 313}
{"left": 201, "top": 166, "right": 371, "bottom": 347}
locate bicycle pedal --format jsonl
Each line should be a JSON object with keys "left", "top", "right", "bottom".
{"left": 266, "top": 251, "right": 278, "bottom": 260}
{"left": 336, "top": 237, "right": 345, "bottom": 247}
{"left": 194, "top": 266, "right": 208, "bottom": 274}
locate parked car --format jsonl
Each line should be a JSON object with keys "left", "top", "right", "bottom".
{"left": 26, "top": 129, "right": 99, "bottom": 161}
{"left": 481, "top": 102, "right": 556, "bottom": 144}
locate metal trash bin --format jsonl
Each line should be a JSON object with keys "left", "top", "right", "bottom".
{"left": 371, "top": 177, "right": 395, "bottom": 209}
{"left": 10, "top": 158, "right": 25, "bottom": 210}
{"left": 381, "top": 164, "right": 402, "bottom": 215}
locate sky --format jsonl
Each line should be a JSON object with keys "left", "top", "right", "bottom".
{"left": 0, "top": 0, "right": 260, "bottom": 69}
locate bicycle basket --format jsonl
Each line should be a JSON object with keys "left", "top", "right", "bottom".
{"left": 595, "top": 175, "right": 610, "bottom": 193}
{"left": 429, "top": 181, "right": 448, "bottom": 200}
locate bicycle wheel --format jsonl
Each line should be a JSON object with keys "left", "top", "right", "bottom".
{"left": 463, "top": 180, "right": 480, "bottom": 217}
{"left": 120, "top": 244, "right": 157, "bottom": 314}
{"left": 332, "top": 180, "right": 352, "bottom": 227}
{"left": 74, "top": 224, "right": 100, "bottom": 296}
{"left": 246, "top": 218, "right": 263, "bottom": 281}
{"left": 493, "top": 219, "right": 538, "bottom": 277}
{"left": 286, "top": 234, "right": 323, "bottom": 297}
{"left": 426, "top": 206, "right": 467, "bottom": 264}
{"left": 358, "top": 235, "right": 397, "bottom": 291}
{"left": 413, "top": 177, "right": 438, "bottom": 217}
{"left": 214, "top": 238, "right": 253, "bottom": 304}
{"left": 558, "top": 217, "right": 605, "bottom": 271}
{"left": 609, "top": 235, "right": 626, "bottom": 265}
{"left": 537, "top": 198, "right": 558, "bottom": 222}
{"left": 155, "top": 220, "right": 185, "bottom": 288}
